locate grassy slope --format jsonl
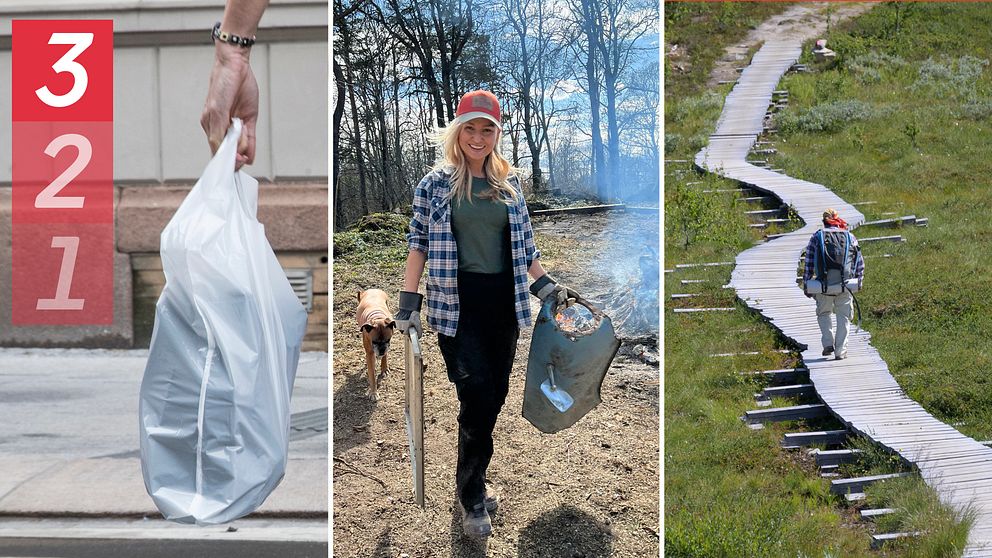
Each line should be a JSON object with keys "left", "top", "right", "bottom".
{"left": 665, "top": 3, "right": 975, "bottom": 557}
{"left": 665, "top": 2, "right": 793, "bottom": 99}
{"left": 773, "top": 3, "right": 992, "bottom": 444}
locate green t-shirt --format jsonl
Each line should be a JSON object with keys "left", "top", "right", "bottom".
{"left": 450, "top": 176, "right": 510, "bottom": 273}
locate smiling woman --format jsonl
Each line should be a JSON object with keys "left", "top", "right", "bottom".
{"left": 396, "top": 89, "right": 565, "bottom": 538}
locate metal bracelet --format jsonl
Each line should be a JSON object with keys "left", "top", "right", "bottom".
{"left": 211, "top": 22, "right": 256, "bottom": 48}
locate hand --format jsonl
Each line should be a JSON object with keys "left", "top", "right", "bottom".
{"left": 201, "top": 43, "right": 259, "bottom": 169}
{"left": 395, "top": 291, "right": 423, "bottom": 337}
{"left": 529, "top": 275, "right": 579, "bottom": 307}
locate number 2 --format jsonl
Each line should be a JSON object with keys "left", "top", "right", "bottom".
{"left": 35, "top": 32, "right": 93, "bottom": 108}
{"left": 34, "top": 133, "right": 91, "bottom": 209}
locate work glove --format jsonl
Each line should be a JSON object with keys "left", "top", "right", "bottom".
{"left": 395, "top": 291, "right": 423, "bottom": 337}
{"left": 529, "top": 275, "right": 579, "bottom": 307}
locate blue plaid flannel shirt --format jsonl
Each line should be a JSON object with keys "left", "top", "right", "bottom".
{"left": 407, "top": 169, "right": 541, "bottom": 337}
{"left": 803, "top": 228, "right": 865, "bottom": 284}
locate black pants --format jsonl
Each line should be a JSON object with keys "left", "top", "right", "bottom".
{"left": 437, "top": 271, "right": 519, "bottom": 510}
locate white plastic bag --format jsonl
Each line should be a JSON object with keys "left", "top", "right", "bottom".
{"left": 139, "top": 119, "right": 308, "bottom": 525}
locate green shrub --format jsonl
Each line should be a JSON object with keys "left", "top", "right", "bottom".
{"left": 847, "top": 51, "right": 909, "bottom": 84}
{"left": 665, "top": 133, "right": 681, "bottom": 155}
{"left": 669, "top": 91, "right": 724, "bottom": 124}
{"left": 778, "top": 100, "right": 880, "bottom": 134}
{"left": 913, "top": 54, "right": 989, "bottom": 99}
{"left": 959, "top": 99, "right": 992, "bottom": 120}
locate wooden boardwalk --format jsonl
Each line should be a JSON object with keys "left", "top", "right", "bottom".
{"left": 695, "top": 40, "right": 992, "bottom": 555}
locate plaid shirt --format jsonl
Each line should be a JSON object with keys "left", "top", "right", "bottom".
{"left": 407, "top": 169, "right": 541, "bottom": 337}
{"left": 803, "top": 227, "right": 865, "bottom": 283}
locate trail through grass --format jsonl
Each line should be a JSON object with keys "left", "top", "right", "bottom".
{"left": 665, "top": 2, "right": 984, "bottom": 556}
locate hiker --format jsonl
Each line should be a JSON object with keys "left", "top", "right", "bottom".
{"left": 803, "top": 208, "right": 865, "bottom": 360}
{"left": 202, "top": 0, "right": 269, "bottom": 169}
{"left": 395, "top": 90, "right": 576, "bottom": 538}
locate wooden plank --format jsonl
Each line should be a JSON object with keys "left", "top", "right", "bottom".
{"left": 675, "top": 261, "right": 734, "bottom": 269}
{"left": 741, "top": 367, "right": 807, "bottom": 385}
{"left": 530, "top": 204, "right": 626, "bottom": 216}
{"left": 781, "top": 430, "right": 848, "bottom": 449}
{"left": 871, "top": 532, "right": 921, "bottom": 550}
{"left": 673, "top": 307, "right": 735, "bottom": 313}
{"left": 860, "top": 235, "right": 906, "bottom": 243}
{"left": 757, "top": 383, "right": 815, "bottom": 401}
{"left": 813, "top": 448, "right": 863, "bottom": 467}
{"left": 860, "top": 215, "right": 916, "bottom": 228}
{"left": 831, "top": 472, "right": 913, "bottom": 495}
{"left": 744, "top": 404, "right": 829, "bottom": 425}
{"left": 712, "top": 349, "right": 792, "bottom": 358}
{"left": 861, "top": 508, "right": 898, "bottom": 518}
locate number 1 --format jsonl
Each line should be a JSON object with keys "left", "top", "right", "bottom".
{"left": 36, "top": 236, "right": 85, "bottom": 311}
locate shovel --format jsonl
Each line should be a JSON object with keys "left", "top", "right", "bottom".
{"left": 404, "top": 329, "right": 425, "bottom": 508}
{"left": 540, "top": 364, "right": 575, "bottom": 413}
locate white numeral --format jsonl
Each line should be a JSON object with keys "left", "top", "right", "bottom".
{"left": 35, "top": 32, "right": 94, "bottom": 108}
{"left": 37, "top": 236, "right": 85, "bottom": 311}
{"left": 35, "top": 133, "right": 91, "bottom": 209}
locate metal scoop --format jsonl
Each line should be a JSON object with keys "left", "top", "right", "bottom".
{"left": 540, "top": 364, "right": 574, "bottom": 413}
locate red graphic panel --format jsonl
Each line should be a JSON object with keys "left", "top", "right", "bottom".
{"left": 11, "top": 20, "right": 113, "bottom": 121}
{"left": 11, "top": 223, "right": 115, "bottom": 325}
{"left": 11, "top": 121, "right": 114, "bottom": 224}
{"left": 12, "top": 20, "right": 114, "bottom": 327}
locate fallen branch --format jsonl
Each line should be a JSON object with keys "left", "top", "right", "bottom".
{"left": 333, "top": 456, "right": 387, "bottom": 489}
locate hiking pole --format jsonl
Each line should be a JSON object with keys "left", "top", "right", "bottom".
{"left": 851, "top": 291, "right": 863, "bottom": 331}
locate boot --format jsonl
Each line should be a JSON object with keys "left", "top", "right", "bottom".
{"left": 461, "top": 503, "right": 492, "bottom": 538}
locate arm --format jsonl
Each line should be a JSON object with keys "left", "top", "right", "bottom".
{"left": 516, "top": 178, "right": 542, "bottom": 271}
{"left": 201, "top": 0, "right": 271, "bottom": 168}
{"left": 528, "top": 258, "right": 547, "bottom": 281}
{"left": 803, "top": 233, "right": 817, "bottom": 282}
{"left": 403, "top": 250, "right": 427, "bottom": 292}
{"left": 395, "top": 176, "right": 432, "bottom": 335}
{"left": 221, "top": 0, "right": 269, "bottom": 36}
{"left": 853, "top": 237, "right": 865, "bottom": 280}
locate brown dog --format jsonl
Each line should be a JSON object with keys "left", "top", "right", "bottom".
{"left": 357, "top": 289, "right": 395, "bottom": 401}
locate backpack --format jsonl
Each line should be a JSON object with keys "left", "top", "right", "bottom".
{"left": 805, "top": 229, "right": 861, "bottom": 295}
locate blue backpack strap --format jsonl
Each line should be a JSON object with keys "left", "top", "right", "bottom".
{"left": 818, "top": 230, "right": 827, "bottom": 293}
{"left": 842, "top": 231, "right": 850, "bottom": 284}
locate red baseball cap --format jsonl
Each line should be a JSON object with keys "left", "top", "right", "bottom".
{"left": 454, "top": 90, "right": 501, "bottom": 127}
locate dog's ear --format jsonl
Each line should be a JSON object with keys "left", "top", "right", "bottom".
{"left": 387, "top": 320, "right": 396, "bottom": 330}
{"left": 360, "top": 323, "right": 373, "bottom": 333}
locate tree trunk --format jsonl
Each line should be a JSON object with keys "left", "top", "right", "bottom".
{"left": 604, "top": 68, "right": 620, "bottom": 201}
{"left": 341, "top": 24, "right": 369, "bottom": 216}
{"left": 332, "top": 59, "right": 347, "bottom": 228}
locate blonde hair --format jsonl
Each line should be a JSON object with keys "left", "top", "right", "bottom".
{"left": 430, "top": 118, "right": 521, "bottom": 205}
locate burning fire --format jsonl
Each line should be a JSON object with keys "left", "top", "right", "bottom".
{"left": 555, "top": 303, "right": 600, "bottom": 336}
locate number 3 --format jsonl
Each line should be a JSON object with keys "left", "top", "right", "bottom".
{"left": 35, "top": 32, "right": 94, "bottom": 108}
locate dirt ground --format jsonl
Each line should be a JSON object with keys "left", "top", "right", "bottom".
{"left": 332, "top": 211, "right": 659, "bottom": 557}
{"left": 706, "top": 2, "right": 875, "bottom": 88}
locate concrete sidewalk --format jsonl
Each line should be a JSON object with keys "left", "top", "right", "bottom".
{"left": 0, "top": 349, "right": 327, "bottom": 519}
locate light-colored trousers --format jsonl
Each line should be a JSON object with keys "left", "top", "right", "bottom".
{"left": 815, "top": 291, "right": 853, "bottom": 353}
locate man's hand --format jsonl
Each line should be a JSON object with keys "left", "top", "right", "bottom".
{"left": 201, "top": 44, "right": 258, "bottom": 169}
{"left": 395, "top": 291, "right": 423, "bottom": 337}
